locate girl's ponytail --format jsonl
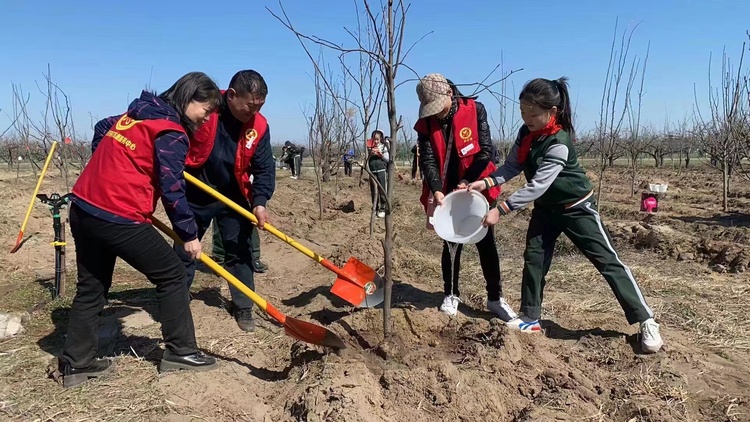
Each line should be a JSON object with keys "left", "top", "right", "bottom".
{"left": 554, "top": 77, "right": 574, "bottom": 134}
{"left": 519, "top": 76, "right": 576, "bottom": 134}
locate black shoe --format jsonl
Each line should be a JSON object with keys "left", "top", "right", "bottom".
{"left": 59, "top": 358, "right": 115, "bottom": 388}
{"left": 235, "top": 308, "right": 256, "bottom": 332}
{"left": 159, "top": 350, "right": 218, "bottom": 372}
{"left": 252, "top": 259, "right": 268, "bottom": 273}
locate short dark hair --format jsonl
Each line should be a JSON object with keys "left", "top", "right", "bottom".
{"left": 371, "top": 130, "right": 384, "bottom": 139}
{"left": 159, "top": 71, "right": 221, "bottom": 136}
{"left": 229, "top": 70, "right": 268, "bottom": 98}
{"left": 519, "top": 77, "right": 574, "bottom": 133}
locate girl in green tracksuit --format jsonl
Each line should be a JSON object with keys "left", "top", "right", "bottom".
{"left": 468, "top": 77, "right": 663, "bottom": 354}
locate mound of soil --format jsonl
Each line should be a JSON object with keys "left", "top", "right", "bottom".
{"left": 610, "top": 221, "right": 749, "bottom": 273}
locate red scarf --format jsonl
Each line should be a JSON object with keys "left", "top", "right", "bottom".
{"left": 517, "top": 115, "right": 562, "bottom": 164}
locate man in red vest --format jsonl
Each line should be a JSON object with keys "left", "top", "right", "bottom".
{"left": 175, "top": 70, "right": 275, "bottom": 332}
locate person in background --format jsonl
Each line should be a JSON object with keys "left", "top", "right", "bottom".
{"left": 175, "top": 69, "right": 275, "bottom": 333}
{"left": 415, "top": 73, "right": 516, "bottom": 321}
{"left": 492, "top": 142, "right": 502, "bottom": 165}
{"left": 60, "top": 72, "right": 222, "bottom": 387}
{"left": 367, "top": 130, "right": 389, "bottom": 218}
{"left": 410, "top": 144, "right": 422, "bottom": 180}
{"left": 467, "top": 76, "right": 663, "bottom": 354}
{"left": 279, "top": 144, "right": 291, "bottom": 172}
{"left": 280, "top": 141, "right": 302, "bottom": 179}
{"left": 343, "top": 148, "right": 354, "bottom": 177}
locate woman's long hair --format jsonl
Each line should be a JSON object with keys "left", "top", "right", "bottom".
{"left": 159, "top": 72, "right": 221, "bottom": 136}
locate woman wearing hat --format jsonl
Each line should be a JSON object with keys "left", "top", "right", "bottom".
{"left": 414, "top": 73, "right": 516, "bottom": 320}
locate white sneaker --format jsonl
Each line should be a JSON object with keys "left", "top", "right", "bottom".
{"left": 290, "top": 176, "right": 298, "bottom": 180}
{"left": 506, "top": 314, "right": 542, "bottom": 333}
{"left": 487, "top": 298, "right": 518, "bottom": 322}
{"left": 439, "top": 295, "right": 460, "bottom": 316}
{"left": 376, "top": 211, "right": 385, "bottom": 218}
{"left": 640, "top": 318, "right": 663, "bottom": 353}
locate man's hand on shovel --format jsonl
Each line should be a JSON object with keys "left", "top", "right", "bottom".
{"left": 183, "top": 172, "right": 384, "bottom": 308}
{"left": 253, "top": 205, "right": 269, "bottom": 230}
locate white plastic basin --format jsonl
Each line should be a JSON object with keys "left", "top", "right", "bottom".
{"left": 429, "top": 190, "right": 489, "bottom": 244}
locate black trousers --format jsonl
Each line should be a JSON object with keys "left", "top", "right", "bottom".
{"left": 370, "top": 169, "right": 388, "bottom": 213}
{"left": 286, "top": 155, "right": 301, "bottom": 177}
{"left": 441, "top": 228, "right": 502, "bottom": 301}
{"left": 344, "top": 161, "right": 353, "bottom": 176}
{"left": 62, "top": 204, "right": 197, "bottom": 368}
{"left": 521, "top": 198, "right": 654, "bottom": 323}
{"left": 174, "top": 201, "right": 257, "bottom": 311}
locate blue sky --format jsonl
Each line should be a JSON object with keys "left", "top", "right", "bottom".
{"left": 1, "top": 0, "right": 748, "bottom": 145}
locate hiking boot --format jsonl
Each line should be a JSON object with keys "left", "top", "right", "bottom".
{"left": 59, "top": 358, "right": 115, "bottom": 388}
{"left": 235, "top": 308, "right": 256, "bottom": 332}
{"left": 640, "top": 318, "right": 663, "bottom": 353}
{"left": 252, "top": 259, "right": 268, "bottom": 273}
{"left": 159, "top": 349, "right": 218, "bottom": 372}
{"left": 487, "top": 298, "right": 518, "bottom": 322}
{"left": 439, "top": 295, "right": 460, "bottom": 316}
{"left": 506, "top": 314, "right": 542, "bottom": 333}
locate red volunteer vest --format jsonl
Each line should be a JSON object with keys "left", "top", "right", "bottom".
{"left": 73, "top": 114, "right": 185, "bottom": 222}
{"left": 186, "top": 95, "right": 268, "bottom": 201}
{"left": 414, "top": 98, "right": 501, "bottom": 212}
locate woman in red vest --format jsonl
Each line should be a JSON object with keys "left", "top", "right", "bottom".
{"left": 414, "top": 73, "right": 517, "bottom": 321}
{"left": 59, "top": 72, "right": 222, "bottom": 388}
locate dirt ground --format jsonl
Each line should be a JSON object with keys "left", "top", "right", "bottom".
{"left": 0, "top": 162, "right": 749, "bottom": 421}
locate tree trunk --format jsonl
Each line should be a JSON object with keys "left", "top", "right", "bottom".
{"left": 597, "top": 167, "right": 605, "bottom": 207}
{"left": 369, "top": 176, "right": 377, "bottom": 239}
{"left": 723, "top": 157, "right": 729, "bottom": 212}
{"left": 382, "top": 0, "right": 396, "bottom": 338}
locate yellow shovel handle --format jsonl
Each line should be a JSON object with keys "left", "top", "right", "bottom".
{"left": 151, "top": 216, "right": 277, "bottom": 319}
{"left": 183, "top": 172, "right": 323, "bottom": 264}
{"left": 19, "top": 141, "right": 58, "bottom": 234}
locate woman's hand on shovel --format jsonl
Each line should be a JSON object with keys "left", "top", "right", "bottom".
{"left": 184, "top": 238, "right": 202, "bottom": 260}
{"left": 253, "top": 205, "right": 269, "bottom": 230}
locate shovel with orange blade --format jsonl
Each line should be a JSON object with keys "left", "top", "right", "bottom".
{"left": 152, "top": 216, "right": 345, "bottom": 350}
{"left": 183, "top": 172, "right": 384, "bottom": 308}
{"left": 11, "top": 141, "right": 58, "bottom": 253}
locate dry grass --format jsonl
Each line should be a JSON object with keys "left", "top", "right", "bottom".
{"left": 0, "top": 314, "right": 168, "bottom": 421}
{"left": 660, "top": 280, "right": 750, "bottom": 351}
